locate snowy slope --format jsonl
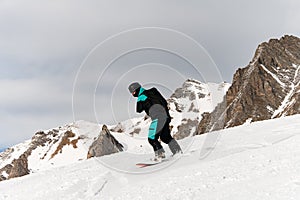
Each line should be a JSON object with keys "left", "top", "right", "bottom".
{"left": 1, "top": 115, "right": 300, "bottom": 200}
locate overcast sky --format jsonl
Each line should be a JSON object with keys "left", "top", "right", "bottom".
{"left": 1, "top": 0, "right": 300, "bottom": 148}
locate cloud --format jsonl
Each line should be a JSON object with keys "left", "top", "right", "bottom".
{"left": 0, "top": 78, "right": 73, "bottom": 147}
{"left": 0, "top": 78, "right": 70, "bottom": 112}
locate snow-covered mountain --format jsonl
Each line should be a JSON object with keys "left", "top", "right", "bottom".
{"left": 168, "top": 79, "right": 230, "bottom": 139}
{"left": 0, "top": 79, "right": 229, "bottom": 182}
{"left": 198, "top": 35, "right": 300, "bottom": 134}
{"left": 0, "top": 121, "right": 100, "bottom": 181}
{"left": 1, "top": 114, "right": 300, "bottom": 200}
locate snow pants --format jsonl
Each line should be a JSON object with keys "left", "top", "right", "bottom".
{"left": 148, "top": 117, "right": 173, "bottom": 151}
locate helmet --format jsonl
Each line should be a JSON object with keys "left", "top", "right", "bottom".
{"left": 128, "top": 82, "right": 141, "bottom": 94}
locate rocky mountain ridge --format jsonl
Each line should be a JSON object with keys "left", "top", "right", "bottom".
{"left": 197, "top": 35, "right": 300, "bottom": 134}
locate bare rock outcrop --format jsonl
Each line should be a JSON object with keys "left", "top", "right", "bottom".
{"left": 87, "top": 125, "right": 124, "bottom": 159}
{"left": 197, "top": 35, "right": 300, "bottom": 134}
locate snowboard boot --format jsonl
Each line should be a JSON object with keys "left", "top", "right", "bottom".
{"left": 168, "top": 139, "right": 182, "bottom": 156}
{"left": 153, "top": 148, "right": 166, "bottom": 162}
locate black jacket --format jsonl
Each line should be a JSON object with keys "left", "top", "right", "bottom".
{"left": 136, "top": 87, "right": 171, "bottom": 119}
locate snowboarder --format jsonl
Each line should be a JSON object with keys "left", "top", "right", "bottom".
{"left": 128, "top": 82, "right": 182, "bottom": 161}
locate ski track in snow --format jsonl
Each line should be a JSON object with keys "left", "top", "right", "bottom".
{"left": 1, "top": 115, "right": 300, "bottom": 200}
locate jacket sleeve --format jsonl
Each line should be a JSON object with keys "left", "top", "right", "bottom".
{"left": 136, "top": 101, "right": 144, "bottom": 113}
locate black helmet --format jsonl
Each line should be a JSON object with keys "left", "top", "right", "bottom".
{"left": 128, "top": 82, "right": 141, "bottom": 93}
